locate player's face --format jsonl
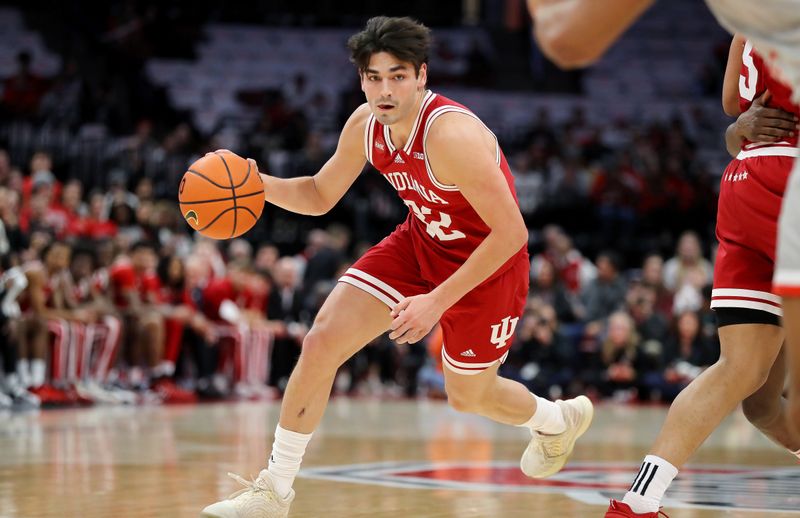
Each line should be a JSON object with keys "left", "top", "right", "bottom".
{"left": 361, "top": 52, "right": 427, "bottom": 126}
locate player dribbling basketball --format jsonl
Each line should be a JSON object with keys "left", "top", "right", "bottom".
{"left": 200, "top": 16, "right": 593, "bottom": 518}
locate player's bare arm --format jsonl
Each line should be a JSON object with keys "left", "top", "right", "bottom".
{"left": 722, "top": 34, "right": 747, "bottom": 116}
{"left": 389, "top": 112, "right": 527, "bottom": 344}
{"left": 526, "top": 0, "right": 654, "bottom": 69}
{"left": 255, "top": 104, "right": 369, "bottom": 216}
{"left": 725, "top": 91, "right": 798, "bottom": 157}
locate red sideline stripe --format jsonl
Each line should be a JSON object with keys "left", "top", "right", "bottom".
{"left": 340, "top": 273, "right": 401, "bottom": 305}
{"left": 711, "top": 295, "right": 781, "bottom": 307}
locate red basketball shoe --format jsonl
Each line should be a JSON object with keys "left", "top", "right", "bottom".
{"left": 605, "top": 500, "right": 669, "bottom": 517}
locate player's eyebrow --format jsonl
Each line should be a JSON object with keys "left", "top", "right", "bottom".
{"left": 365, "top": 65, "right": 410, "bottom": 75}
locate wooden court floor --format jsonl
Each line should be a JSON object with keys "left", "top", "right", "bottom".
{"left": 1, "top": 399, "right": 798, "bottom": 517}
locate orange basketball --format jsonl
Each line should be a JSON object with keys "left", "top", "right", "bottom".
{"left": 178, "top": 151, "right": 265, "bottom": 239}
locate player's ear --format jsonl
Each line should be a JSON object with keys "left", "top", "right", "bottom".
{"left": 359, "top": 71, "right": 367, "bottom": 92}
{"left": 417, "top": 63, "right": 427, "bottom": 90}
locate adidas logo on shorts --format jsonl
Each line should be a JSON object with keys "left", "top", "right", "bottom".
{"left": 460, "top": 349, "right": 476, "bottom": 357}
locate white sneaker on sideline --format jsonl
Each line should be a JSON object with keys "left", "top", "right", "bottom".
{"left": 201, "top": 470, "right": 293, "bottom": 518}
{"left": 520, "top": 395, "right": 594, "bottom": 478}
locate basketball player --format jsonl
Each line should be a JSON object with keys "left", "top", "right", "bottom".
{"left": 201, "top": 16, "right": 594, "bottom": 518}
{"left": 527, "top": 2, "right": 800, "bottom": 517}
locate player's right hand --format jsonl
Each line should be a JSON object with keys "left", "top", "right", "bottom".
{"left": 737, "top": 90, "right": 799, "bottom": 142}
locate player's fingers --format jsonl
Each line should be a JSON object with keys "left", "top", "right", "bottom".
{"left": 755, "top": 133, "right": 781, "bottom": 142}
{"left": 390, "top": 325, "right": 413, "bottom": 343}
{"left": 389, "top": 319, "right": 412, "bottom": 339}
{"left": 391, "top": 298, "right": 411, "bottom": 318}
{"left": 760, "top": 108, "right": 799, "bottom": 122}
{"left": 247, "top": 158, "right": 260, "bottom": 173}
{"left": 758, "top": 127, "right": 793, "bottom": 139}
{"left": 763, "top": 118, "right": 797, "bottom": 131}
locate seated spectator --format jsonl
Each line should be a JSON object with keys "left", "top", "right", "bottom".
{"left": 663, "top": 231, "right": 713, "bottom": 292}
{"left": 583, "top": 311, "right": 642, "bottom": 400}
{"left": 504, "top": 304, "right": 575, "bottom": 399}
{"left": 641, "top": 253, "right": 674, "bottom": 318}
{"left": 530, "top": 258, "right": 578, "bottom": 322}
{"left": 581, "top": 251, "right": 626, "bottom": 323}
{"left": 642, "top": 311, "right": 717, "bottom": 402}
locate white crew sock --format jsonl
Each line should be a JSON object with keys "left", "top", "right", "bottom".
{"left": 267, "top": 425, "right": 313, "bottom": 499}
{"left": 16, "top": 359, "right": 30, "bottom": 387}
{"left": 622, "top": 455, "right": 678, "bottom": 513}
{"left": 516, "top": 393, "right": 566, "bottom": 435}
{"left": 30, "top": 359, "right": 46, "bottom": 387}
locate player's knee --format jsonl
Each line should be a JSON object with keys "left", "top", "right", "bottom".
{"left": 298, "top": 328, "right": 341, "bottom": 374}
{"left": 741, "top": 394, "right": 776, "bottom": 427}
{"left": 716, "top": 355, "right": 772, "bottom": 396}
{"left": 446, "top": 387, "right": 485, "bottom": 414}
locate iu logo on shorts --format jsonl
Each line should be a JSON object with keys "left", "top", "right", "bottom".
{"left": 490, "top": 316, "right": 519, "bottom": 349}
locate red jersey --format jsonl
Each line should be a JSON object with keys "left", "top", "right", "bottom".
{"left": 202, "top": 278, "right": 264, "bottom": 321}
{"left": 739, "top": 40, "right": 800, "bottom": 151}
{"left": 109, "top": 261, "right": 162, "bottom": 307}
{"left": 364, "top": 90, "right": 526, "bottom": 285}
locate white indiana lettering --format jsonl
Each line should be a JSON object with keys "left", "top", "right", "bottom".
{"left": 490, "top": 316, "right": 519, "bottom": 349}
{"left": 384, "top": 172, "right": 449, "bottom": 206}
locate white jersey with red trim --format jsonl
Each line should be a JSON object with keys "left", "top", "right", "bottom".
{"left": 364, "top": 90, "right": 526, "bottom": 284}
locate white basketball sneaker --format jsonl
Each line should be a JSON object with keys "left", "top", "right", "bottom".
{"left": 520, "top": 395, "right": 594, "bottom": 478}
{"left": 201, "top": 470, "right": 294, "bottom": 518}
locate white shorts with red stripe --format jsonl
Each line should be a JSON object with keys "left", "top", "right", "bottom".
{"left": 338, "top": 224, "right": 529, "bottom": 375}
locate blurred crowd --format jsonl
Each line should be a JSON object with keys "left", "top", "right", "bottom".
{"left": 0, "top": 5, "right": 728, "bottom": 409}
{"left": 0, "top": 145, "right": 721, "bottom": 408}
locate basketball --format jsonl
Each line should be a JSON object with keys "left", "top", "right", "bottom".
{"left": 178, "top": 151, "right": 265, "bottom": 239}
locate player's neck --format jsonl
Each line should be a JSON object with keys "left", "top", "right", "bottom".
{"left": 386, "top": 89, "right": 426, "bottom": 150}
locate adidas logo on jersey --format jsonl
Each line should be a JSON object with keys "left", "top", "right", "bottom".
{"left": 460, "top": 349, "right": 476, "bottom": 358}
{"left": 394, "top": 154, "right": 405, "bottom": 164}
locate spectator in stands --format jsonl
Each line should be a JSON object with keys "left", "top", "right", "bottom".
{"left": 597, "top": 311, "right": 641, "bottom": 400}
{"left": 506, "top": 304, "right": 575, "bottom": 399}
{"left": 2, "top": 51, "right": 48, "bottom": 118}
{"left": 641, "top": 253, "right": 674, "bottom": 318}
{"left": 268, "top": 257, "right": 306, "bottom": 391}
{"left": 530, "top": 258, "right": 577, "bottom": 322}
{"left": 581, "top": 251, "right": 626, "bottom": 322}
{"left": 663, "top": 231, "right": 713, "bottom": 292}
{"left": 643, "top": 311, "right": 717, "bottom": 402}
{"left": 77, "top": 190, "right": 118, "bottom": 240}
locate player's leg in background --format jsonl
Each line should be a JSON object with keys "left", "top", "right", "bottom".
{"left": 776, "top": 162, "right": 800, "bottom": 435}
{"left": 741, "top": 345, "right": 800, "bottom": 454}
{"left": 617, "top": 322, "right": 782, "bottom": 514}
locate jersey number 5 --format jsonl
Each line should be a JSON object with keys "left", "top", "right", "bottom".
{"left": 739, "top": 40, "right": 758, "bottom": 102}
{"left": 404, "top": 200, "right": 466, "bottom": 241}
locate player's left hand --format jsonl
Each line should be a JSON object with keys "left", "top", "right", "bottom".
{"left": 389, "top": 294, "right": 445, "bottom": 344}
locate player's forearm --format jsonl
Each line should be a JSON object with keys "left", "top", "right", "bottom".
{"left": 529, "top": 0, "right": 654, "bottom": 69}
{"left": 261, "top": 174, "right": 330, "bottom": 216}
{"left": 430, "top": 229, "right": 527, "bottom": 310}
{"left": 725, "top": 122, "right": 743, "bottom": 158}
